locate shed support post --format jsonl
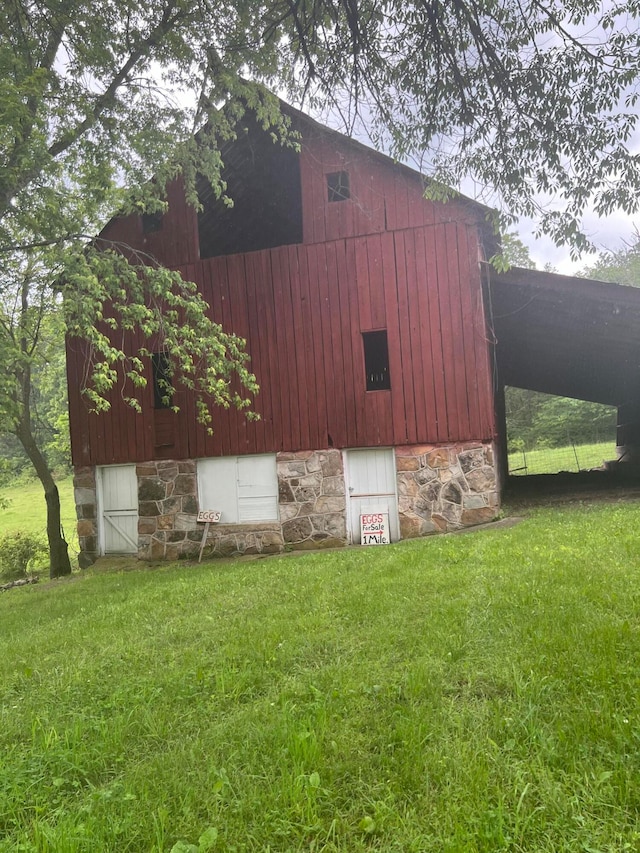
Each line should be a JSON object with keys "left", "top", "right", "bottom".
{"left": 616, "top": 403, "right": 640, "bottom": 463}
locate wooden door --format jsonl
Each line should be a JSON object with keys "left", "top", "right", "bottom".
{"left": 344, "top": 449, "right": 399, "bottom": 544}
{"left": 98, "top": 465, "right": 138, "bottom": 555}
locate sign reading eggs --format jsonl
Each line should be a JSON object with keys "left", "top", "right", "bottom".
{"left": 360, "top": 512, "right": 390, "bottom": 545}
{"left": 197, "top": 510, "right": 222, "bottom": 523}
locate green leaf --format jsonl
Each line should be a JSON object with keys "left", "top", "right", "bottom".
{"left": 198, "top": 827, "right": 219, "bottom": 850}
{"left": 359, "top": 816, "right": 376, "bottom": 834}
{"left": 170, "top": 842, "right": 199, "bottom": 853}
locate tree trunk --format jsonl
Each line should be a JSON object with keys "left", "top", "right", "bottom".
{"left": 44, "top": 482, "right": 72, "bottom": 578}
{"left": 15, "top": 423, "right": 72, "bottom": 579}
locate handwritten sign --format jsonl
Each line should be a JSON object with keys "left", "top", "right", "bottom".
{"left": 197, "top": 510, "right": 221, "bottom": 561}
{"left": 360, "top": 512, "right": 390, "bottom": 545}
{"left": 197, "top": 510, "right": 221, "bottom": 523}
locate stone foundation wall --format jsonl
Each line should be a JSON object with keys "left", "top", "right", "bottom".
{"left": 136, "top": 460, "right": 201, "bottom": 560}
{"left": 73, "top": 466, "right": 98, "bottom": 568}
{"left": 277, "top": 450, "right": 347, "bottom": 550}
{"left": 75, "top": 442, "right": 498, "bottom": 564}
{"left": 135, "top": 449, "right": 348, "bottom": 559}
{"left": 396, "top": 442, "right": 498, "bottom": 537}
{"left": 75, "top": 449, "right": 348, "bottom": 564}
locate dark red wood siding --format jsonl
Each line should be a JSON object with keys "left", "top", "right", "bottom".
{"left": 67, "top": 125, "right": 496, "bottom": 467}
{"left": 97, "top": 132, "right": 485, "bottom": 262}
{"left": 98, "top": 176, "right": 199, "bottom": 268}
{"left": 68, "top": 221, "right": 495, "bottom": 466}
{"left": 299, "top": 130, "right": 482, "bottom": 244}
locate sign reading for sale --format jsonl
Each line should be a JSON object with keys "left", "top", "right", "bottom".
{"left": 360, "top": 512, "right": 390, "bottom": 545}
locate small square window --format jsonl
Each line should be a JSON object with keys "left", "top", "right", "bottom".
{"left": 363, "top": 330, "right": 391, "bottom": 391}
{"left": 327, "top": 171, "right": 350, "bottom": 202}
{"left": 142, "top": 211, "right": 163, "bottom": 233}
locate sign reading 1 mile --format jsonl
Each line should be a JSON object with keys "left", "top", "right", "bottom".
{"left": 360, "top": 512, "right": 390, "bottom": 545}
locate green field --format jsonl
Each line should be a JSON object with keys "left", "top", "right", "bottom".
{"left": 2, "top": 500, "right": 640, "bottom": 850}
{"left": 508, "top": 440, "right": 616, "bottom": 475}
{"left": 0, "top": 475, "right": 77, "bottom": 561}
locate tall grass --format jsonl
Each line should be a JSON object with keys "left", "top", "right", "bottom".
{"left": 1, "top": 500, "right": 640, "bottom": 850}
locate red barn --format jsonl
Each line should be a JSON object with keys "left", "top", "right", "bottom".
{"left": 68, "top": 104, "right": 502, "bottom": 562}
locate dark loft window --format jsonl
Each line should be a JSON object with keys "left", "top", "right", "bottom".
{"left": 363, "top": 330, "right": 391, "bottom": 391}
{"left": 327, "top": 170, "right": 350, "bottom": 202}
{"left": 152, "top": 352, "right": 173, "bottom": 409}
{"left": 197, "top": 115, "right": 303, "bottom": 259}
{"left": 142, "top": 211, "right": 163, "bottom": 233}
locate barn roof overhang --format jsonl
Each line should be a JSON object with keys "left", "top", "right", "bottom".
{"left": 485, "top": 265, "right": 640, "bottom": 408}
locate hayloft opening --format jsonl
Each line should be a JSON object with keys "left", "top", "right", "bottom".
{"left": 142, "top": 211, "right": 163, "bottom": 233}
{"left": 196, "top": 119, "right": 303, "bottom": 259}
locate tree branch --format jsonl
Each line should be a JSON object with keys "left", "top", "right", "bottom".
{"left": 48, "top": 3, "right": 189, "bottom": 158}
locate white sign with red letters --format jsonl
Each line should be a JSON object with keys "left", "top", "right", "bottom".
{"left": 360, "top": 512, "right": 390, "bottom": 545}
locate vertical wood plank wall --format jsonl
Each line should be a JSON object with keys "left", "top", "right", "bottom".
{"left": 68, "top": 132, "right": 496, "bottom": 467}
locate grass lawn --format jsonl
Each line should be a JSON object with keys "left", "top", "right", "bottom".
{"left": 508, "top": 440, "right": 616, "bottom": 476}
{"left": 2, "top": 500, "right": 640, "bottom": 851}
{"left": 0, "top": 475, "right": 77, "bottom": 560}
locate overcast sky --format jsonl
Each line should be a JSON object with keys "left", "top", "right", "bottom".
{"left": 518, "top": 209, "right": 639, "bottom": 275}
{"left": 322, "top": 100, "right": 640, "bottom": 277}
{"left": 318, "top": 5, "right": 640, "bottom": 279}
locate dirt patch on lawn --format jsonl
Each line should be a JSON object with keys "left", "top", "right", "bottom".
{"left": 503, "top": 468, "right": 640, "bottom": 511}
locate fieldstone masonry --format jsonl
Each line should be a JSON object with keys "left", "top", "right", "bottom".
{"left": 136, "top": 460, "right": 201, "bottom": 560}
{"left": 74, "top": 442, "right": 498, "bottom": 564}
{"left": 135, "top": 458, "right": 284, "bottom": 560}
{"left": 395, "top": 442, "right": 498, "bottom": 537}
{"left": 277, "top": 450, "right": 347, "bottom": 549}
{"left": 73, "top": 466, "right": 98, "bottom": 568}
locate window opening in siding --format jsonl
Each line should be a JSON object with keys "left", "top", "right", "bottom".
{"left": 142, "top": 211, "right": 163, "bottom": 233}
{"left": 152, "top": 352, "right": 173, "bottom": 409}
{"left": 327, "top": 170, "right": 350, "bottom": 202}
{"left": 363, "top": 330, "right": 391, "bottom": 391}
{"left": 197, "top": 115, "right": 303, "bottom": 259}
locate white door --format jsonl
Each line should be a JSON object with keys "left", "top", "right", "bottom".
{"left": 236, "top": 455, "right": 279, "bottom": 522}
{"left": 344, "top": 449, "right": 399, "bottom": 544}
{"left": 97, "top": 465, "right": 138, "bottom": 554}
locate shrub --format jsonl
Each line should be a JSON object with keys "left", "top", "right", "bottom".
{"left": 0, "top": 531, "right": 47, "bottom": 580}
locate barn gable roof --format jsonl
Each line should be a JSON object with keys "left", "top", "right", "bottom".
{"left": 195, "top": 97, "right": 500, "bottom": 260}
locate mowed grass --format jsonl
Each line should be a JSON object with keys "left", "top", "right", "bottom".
{"left": 0, "top": 475, "right": 77, "bottom": 558}
{"left": 508, "top": 440, "right": 616, "bottom": 476}
{"left": 2, "top": 501, "right": 640, "bottom": 851}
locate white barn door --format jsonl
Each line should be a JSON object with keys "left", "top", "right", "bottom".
{"left": 344, "top": 449, "right": 399, "bottom": 544}
{"left": 97, "top": 465, "right": 138, "bottom": 555}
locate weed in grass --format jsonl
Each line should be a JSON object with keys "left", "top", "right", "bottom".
{"left": 0, "top": 530, "right": 47, "bottom": 580}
